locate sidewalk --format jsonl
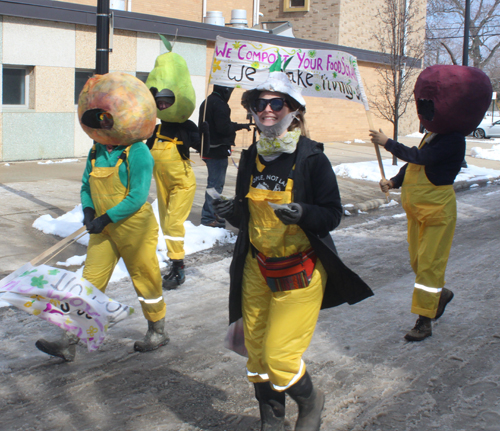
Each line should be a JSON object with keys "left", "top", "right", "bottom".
{"left": 0, "top": 135, "right": 499, "bottom": 274}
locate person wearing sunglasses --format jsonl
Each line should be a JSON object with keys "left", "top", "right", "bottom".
{"left": 213, "top": 70, "right": 373, "bottom": 431}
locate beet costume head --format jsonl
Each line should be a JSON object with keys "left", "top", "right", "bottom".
{"left": 78, "top": 72, "right": 157, "bottom": 146}
{"left": 146, "top": 35, "right": 196, "bottom": 123}
{"left": 414, "top": 65, "right": 492, "bottom": 136}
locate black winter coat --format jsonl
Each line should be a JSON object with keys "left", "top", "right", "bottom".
{"left": 198, "top": 92, "right": 238, "bottom": 159}
{"left": 227, "top": 136, "right": 374, "bottom": 324}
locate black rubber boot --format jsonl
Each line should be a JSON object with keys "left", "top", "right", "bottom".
{"left": 404, "top": 316, "right": 432, "bottom": 341}
{"left": 134, "top": 318, "right": 170, "bottom": 352}
{"left": 162, "top": 259, "right": 185, "bottom": 290}
{"left": 434, "top": 288, "right": 454, "bottom": 320}
{"left": 35, "top": 332, "right": 79, "bottom": 362}
{"left": 254, "top": 382, "right": 286, "bottom": 431}
{"left": 285, "top": 371, "right": 324, "bottom": 431}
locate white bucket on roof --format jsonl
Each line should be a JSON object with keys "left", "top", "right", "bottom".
{"left": 204, "top": 11, "right": 225, "bottom": 26}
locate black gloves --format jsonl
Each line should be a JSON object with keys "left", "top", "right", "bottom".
{"left": 213, "top": 198, "right": 234, "bottom": 219}
{"left": 274, "top": 203, "right": 303, "bottom": 225}
{"left": 86, "top": 213, "right": 112, "bottom": 234}
{"left": 83, "top": 207, "right": 95, "bottom": 229}
{"left": 234, "top": 123, "right": 251, "bottom": 131}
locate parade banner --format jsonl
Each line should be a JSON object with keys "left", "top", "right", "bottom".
{"left": 0, "top": 263, "right": 134, "bottom": 351}
{"left": 209, "top": 36, "right": 370, "bottom": 110}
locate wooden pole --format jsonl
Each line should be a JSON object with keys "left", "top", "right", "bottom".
{"left": 30, "top": 226, "right": 87, "bottom": 266}
{"left": 200, "top": 53, "right": 216, "bottom": 158}
{"left": 366, "top": 110, "right": 390, "bottom": 201}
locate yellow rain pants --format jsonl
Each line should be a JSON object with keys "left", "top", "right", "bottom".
{"left": 242, "top": 157, "right": 326, "bottom": 391}
{"left": 151, "top": 129, "right": 196, "bottom": 260}
{"left": 82, "top": 146, "right": 166, "bottom": 322}
{"left": 401, "top": 136, "right": 457, "bottom": 319}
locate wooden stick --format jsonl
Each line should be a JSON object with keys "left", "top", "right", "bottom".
{"left": 30, "top": 226, "right": 87, "bottom": 266}
{"left": 200, "top": 51, "right": 216, "bottom": 157}
{"left": 365, "top": 110, "right": 390, "bottom": 202}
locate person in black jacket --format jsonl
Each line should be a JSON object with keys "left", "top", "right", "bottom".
{"left": 198, "top": 85, "right": 250, "bottom": 228}
{"left": 213, "top": 71, "right": 373, "bottom": 431}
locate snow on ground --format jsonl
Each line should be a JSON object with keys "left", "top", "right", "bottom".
{"left": 0, "top": 200, "right": 236, "bottom": 308}
{"left": 471, "top": 143, "right": 500, "bottom": 161}
{"left": 334, "top": 159, "right": 500, "bottom": 183}
{"left": 37, "top": 159, "right": 80, "bottom": 165}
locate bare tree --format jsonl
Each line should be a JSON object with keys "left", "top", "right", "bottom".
{"left": 426, "top": 0, "right": 500, "bottom": 70}
{"left": 369, "top": 0, "right": 425, "bottom": 163}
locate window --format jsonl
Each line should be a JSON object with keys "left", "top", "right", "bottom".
{"left": 110, "top": 0, "right": 126, "bottom": 10}
{"left": 136, "top": 72, "right": 149, "bottom": 83}
{"left": 283, "top": 0, "right": 310, "bottom": 12}
{"left": 75, "top": 70, "right": 95, "bottom": 104}
{"left": 2, "top": 67, "right": 29, "bottom": 106}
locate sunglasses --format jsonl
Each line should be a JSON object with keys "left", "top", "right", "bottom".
{"left": 97, "top": 112, "right": 112, "bottom": 121}
{"left": 253, "top": 98, "right": 288, "bottom": 113}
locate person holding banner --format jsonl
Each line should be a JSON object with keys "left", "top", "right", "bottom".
{"left": 214, "top": 65, "right": 373, "bottom": 431}
{"left": 198, "top": 85, "right": 250, "bottom": 228}
{"left": 369, "top": 65, "right": 492, "bottom": 343}
{"left": 36, "top": 72, "right": 169, "bottom": 361}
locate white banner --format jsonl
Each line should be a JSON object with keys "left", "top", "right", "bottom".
{"left": 0, "top": 263, "right": 134, "bottom": 351}
{"left": 210, "top": 36, "right": 369, "bottom": 110}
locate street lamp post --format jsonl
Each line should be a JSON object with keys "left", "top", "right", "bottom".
{"left": 96, "top": 0, "right": 111, "bottom": 74}
{"left": 462, "top": 0, "right": 470, "bottom": 66}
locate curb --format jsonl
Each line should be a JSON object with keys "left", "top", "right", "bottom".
{"left": 343, "top": 176, "right": 500, "bottom": 216}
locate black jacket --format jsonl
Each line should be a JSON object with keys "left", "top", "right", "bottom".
{"left": 198, "top": 92, "right": 239, "bottom": 159}
{"left": 387, "top": 132, "right": 466, "bottom": 188}
{"left": 227, "top": 136, "right": 374, "bottom": 324}
{"left": 145, "top": 120, "right": 201, "bottom": 160}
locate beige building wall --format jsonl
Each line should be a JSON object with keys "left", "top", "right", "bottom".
{"left": 34, "top": 66, "right": 75, "bottom": 112}
{"left": 55, "top": 0, "right": 257, "bottom": 25}
{"left": 260, "top": 0, "right": 341, "bottom": 43}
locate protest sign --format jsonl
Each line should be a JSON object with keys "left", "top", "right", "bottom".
{"left": 0, "top": 263, "right": 134, "bottom": 351}
{"left": 209, "top": 36, "right": 370, "bottom": 110}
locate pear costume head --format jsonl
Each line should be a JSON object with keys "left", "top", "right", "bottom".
{"left": 414, "top": 65, "right": 492, "bottom": 136}
{"left": 78, "top": 72, "right": 157, "bottom": 146}
{"left": 146, "top": 35, "right": 196, "bottom": 123}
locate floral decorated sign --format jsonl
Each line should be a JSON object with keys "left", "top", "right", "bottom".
{"left": 210, "top": 36, "right": 369, "bottom": 110}
{"left": 0, "top": 263, "right": 134, "bottom": 351}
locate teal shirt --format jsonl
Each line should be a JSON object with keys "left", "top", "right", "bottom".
{"left": 80, "top": 142, "right": 154, "bottom": 223}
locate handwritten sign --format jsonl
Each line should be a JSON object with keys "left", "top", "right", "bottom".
{"left": 210, "top": 36, "right": 369, "bottom": 110}
{"left": 0, "top": 263, "right": 134, "bottom": 351}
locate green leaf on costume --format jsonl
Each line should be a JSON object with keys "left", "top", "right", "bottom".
{"left": 283, "top": 55, "right": 294, "bottom": 72}
{"left": 269, "top": 52, "right": 282, "bottom": 73}
{"left": 159, "top": 34, "right": 173, "bottom": 52}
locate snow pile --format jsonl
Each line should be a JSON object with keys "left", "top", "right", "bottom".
{"left": 334, "top": 159, "right": 500, "bottom": 183}
{"left": 334, "top": 159, "right": 403, "bottom": 182}
{"left": 406, "top": 132, "right": 425, "bottom": 138}
{"left": 470, "top": 144, "right": 500, "bottom": 161}
{"left": 30, "top": 201, "right": 236, "bottom": 284}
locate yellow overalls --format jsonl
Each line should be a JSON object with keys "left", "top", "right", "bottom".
{"left": 82, "top": 146, "right": 166, "bottom": 322}
{"left": 242, "top": 156, "right": 327, "bottom": 391}
{"left": 150, "top": 126, "right": 196, "bottom": 260}
{"left": 401, "top": 134, "right": 457, "bottom": 319}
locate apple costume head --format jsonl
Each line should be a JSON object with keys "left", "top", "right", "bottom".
{"left": 78, "top": 72, "right": 157, "bottom": 146}
{"left": 414, "top": 65, "right": 492, "bottom": 136}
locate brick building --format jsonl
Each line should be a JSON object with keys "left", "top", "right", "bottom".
{"left": 0, "top": 0, "right": 424, "bottom": 161}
